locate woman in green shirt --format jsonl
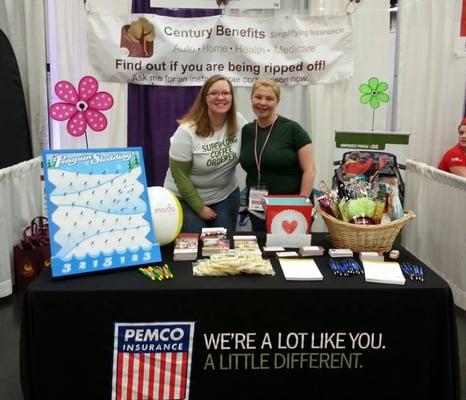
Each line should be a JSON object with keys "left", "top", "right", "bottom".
{"left": 240, "top": 79, "right": 316, "bottom": 231}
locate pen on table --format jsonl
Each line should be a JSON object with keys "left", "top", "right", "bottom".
{"left": 406, "top": 262, "right": 415, "bottom": 280}
{"left": 414, "top": 265, "right": 422, "bottom": 281}
{"left": 414, "top": 264, "right": 422, "bottom": 281}
{"left": 418, "top": 265, "right": 424, "bottom": 282}
{"left": 329, "top": 260, "right": 338, "bottom": 275}
{"left": 167, "top": 264, "right": 174, "bottom": 278}
{"left": 340, "top": 261, "right": 348, "bottom": 276}
{"left": 335, "top": 261, "right": 343, "bottom": 276}
{"left": 344, "top": 260, "right": 353, "bottom": 275}
{"left": 138, "top": 267, "right": 156, "bottom": 281}
{"left": 401, "top": 263, "right": 412, "bottom": 280}
{"left": 147, "top": 266, "right": 164, "bottom": 281}
{"left": 162, "top": 264, "right": 174, "bottom": 279}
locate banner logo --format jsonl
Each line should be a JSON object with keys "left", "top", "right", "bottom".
{"left": 112, "top": 322, "right": 195, "bottom": 400}
{"left": 120, "top": 17, "right": 156, "bottom": 58}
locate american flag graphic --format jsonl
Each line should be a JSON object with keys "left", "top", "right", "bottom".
{"left": 112, "top": 322, "right": 195, "bottom": 400}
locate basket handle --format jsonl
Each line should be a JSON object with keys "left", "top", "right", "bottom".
{"left": 404, "top": 210, "right": 416, "bottom": 220}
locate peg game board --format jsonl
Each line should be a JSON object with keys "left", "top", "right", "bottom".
{"left": 42, "top": 148, "right": 161, "bottom": 277}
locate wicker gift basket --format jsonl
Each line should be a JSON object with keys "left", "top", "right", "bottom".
{"left": 318, "top": 207, "right": 415, "bottom": 253}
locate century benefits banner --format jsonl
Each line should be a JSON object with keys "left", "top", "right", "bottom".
{"left": 87, "top": 14, "right": 353, "bottom": 87}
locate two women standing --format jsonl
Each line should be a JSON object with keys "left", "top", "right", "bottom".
{"left": 164, "top": 75, "right": 315, "bottom": 233}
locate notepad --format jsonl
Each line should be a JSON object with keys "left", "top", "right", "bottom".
{"left": 279, "top": 258, "right": 323, "bottom": 281}
{"left": 363, "top": 261, "right": 406, "bottom": 285}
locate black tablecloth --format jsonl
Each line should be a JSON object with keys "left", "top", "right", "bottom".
{"left": 20, "top": 234, "right": 460, "bottom": 400}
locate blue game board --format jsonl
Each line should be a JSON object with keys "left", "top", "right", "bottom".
{"left": 42, "top": 148, "right": 161, "bottom": 277}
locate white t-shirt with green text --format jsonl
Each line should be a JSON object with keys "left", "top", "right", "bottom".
{"left": 164, "top": 113, "right": 247, "bottom": 205}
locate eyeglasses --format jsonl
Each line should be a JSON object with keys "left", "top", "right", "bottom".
{"left": 206, "top": 91, "right": 232, "bottom": 98}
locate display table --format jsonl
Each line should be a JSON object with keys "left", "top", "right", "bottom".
{"left": 20, "top": 234, "right": 460, "bottom": 400}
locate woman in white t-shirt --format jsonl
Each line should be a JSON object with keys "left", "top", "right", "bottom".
{"left": 164, "top": 74, "right": 247, "bottom": 233}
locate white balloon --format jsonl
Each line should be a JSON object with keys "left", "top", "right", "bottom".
{"left": 147, "top": 186, "right": 183, "bottom": 245}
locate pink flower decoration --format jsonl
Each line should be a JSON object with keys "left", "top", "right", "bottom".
{"left": 49, "top": 76, "right": 114, "bottom": 137}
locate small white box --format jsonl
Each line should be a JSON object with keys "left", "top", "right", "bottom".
{"left": 329, "top": 248, "right": 354, "bottom": 258}
{"left": 299, "top": 246, "right": 324, "bottom": 257}
{"left": 263, "top": 246, "right": 286, "bottom": 255}
{"left": 276, "top": 251, "right": 300, "bottom": 258}
{"left": 359, "top": 252, "right": 384, "bottom": 262}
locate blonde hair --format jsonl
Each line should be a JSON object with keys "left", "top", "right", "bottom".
{"left": 251, "top": 79, "right": 281, "bottom": 100}
{"left": 178, "top": 75, "right": 238, "bottom": 137}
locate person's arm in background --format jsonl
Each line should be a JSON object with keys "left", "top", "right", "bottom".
{"left": 297, "top": 143, "right": 316, "bottom": 198}
{"left": 449, "top": 166, "right": 466, "bottom": 177}
{"left": 170, "top": 159, "right": 217, "bottom": 220}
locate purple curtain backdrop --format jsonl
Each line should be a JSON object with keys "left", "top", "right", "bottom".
{"left": 128, "top": 1, "right": 219, "bottom": 186}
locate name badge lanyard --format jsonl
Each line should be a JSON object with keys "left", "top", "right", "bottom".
{"left": 254, "top": 118, "right": 276, "bottom": 185}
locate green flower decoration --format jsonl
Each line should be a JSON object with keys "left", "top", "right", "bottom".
{"left": 359, "top": 77, "right": 390, "bottom": 109}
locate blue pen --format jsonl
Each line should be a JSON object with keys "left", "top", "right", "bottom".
{"left": 329, "top": 260, "right": 338, "bottom": 275}
{"left": 402, "top": 263, "right": 413, "bottom": 280}
{"left": 347, "top": 260, "right": 355, "bottom": 275}
{"left": 343, "top": 261, "right": 350, "bottom": 276}
{"left": 352, "top": 260, "right": 359, "bottom": 275}
{"left": 401, "top": 263, "right": 409, "bottom": 279}
{"left": 415, "top": 264, "right": 421, "bottom": 281}
{"left": 408, "top": 265, "right": 414, "bottom": 280}
{"left": 337, "top": 260, "right": 343, "bottom": 276}
{"left": 334, "top": 260, "right": 339, "bottom": 275}
{"left": 415, "top": 265, "right": 423, "bottom": 282}
{"left": 342, "top": 260, "right": 350, "bottom": 276}
{"left": 353, "top": 260, "right": 362, "bottom": 275}
{"left": 330, "top": 260, "right": 336, "bottom": 275}
{"left": 356, "top": 261, "right": 363, "bottom": 274}
{"left": 419, "top": 266, "right": 424, "bottom": 282}
{"left": 411, "top": 263, "right": 417, "bottom": 280}
{"left": 339, "top": 261, "right": 346, "bottom": 276}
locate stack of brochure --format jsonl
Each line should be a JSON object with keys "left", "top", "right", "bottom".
{"left": 173, "top": 233, "right": 199, "bottom": 261}
{"left": 233, "top": 235, "right": 261, "bottom": 255}
{"left": 200, "top": 227, "right": 230, "bottom": 257}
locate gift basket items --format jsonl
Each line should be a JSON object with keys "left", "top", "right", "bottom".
{"left": 318, "top": 154, "right": 414, "bottom": 253}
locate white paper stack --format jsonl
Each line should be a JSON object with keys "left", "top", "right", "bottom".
{"left": 359, "top": 252, "right": 384, "bottom": 262}
{"left": 329, "top": 248, "right": 354, "bottom": 258}
{"left": 299, "top": 246, "right": 325, "bottom": 257}
{"left": 279, "top": 258, "right": 323, "bottom": 281}
{"left": 363, "top": 261, "right": 406, "bottom": 285}
{"left": 233, "top": 235, "right": 261, "bottom": 255}
{"left": 276, "top": 251, "right": 300, "bottom": 258}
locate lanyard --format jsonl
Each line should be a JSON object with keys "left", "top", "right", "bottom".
{"left": 254, "top": 117, "right": 276, "bottom": 185}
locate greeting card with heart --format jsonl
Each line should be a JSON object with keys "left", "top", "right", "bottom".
{"left": 263, "top": 196, "right": 313, "bottom": 248}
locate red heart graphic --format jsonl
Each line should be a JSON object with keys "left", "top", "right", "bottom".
{"left": 282, "top": 220, "right": 297, "bottom": 234}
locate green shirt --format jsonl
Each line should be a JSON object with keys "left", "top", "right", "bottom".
{"left": 239, "top": 116, "right": 311, "bottom": 195}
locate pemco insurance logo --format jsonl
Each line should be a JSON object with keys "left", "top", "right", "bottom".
{"left": 112, "top": 322, "right": 195, "bottom": 400}
{"left": 120, "top": 17, "right": 155, "bottom": 58}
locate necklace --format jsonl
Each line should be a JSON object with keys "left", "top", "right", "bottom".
{"left": 254, "top": 116, "right": 277, "bottom": 185}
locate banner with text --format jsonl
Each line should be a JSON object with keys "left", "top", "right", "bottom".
{"left": 455, "top": 0, "right": 466, "bottom": 56}
{"left": 87, "top": 14, "right": 353, "bottom": 87}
